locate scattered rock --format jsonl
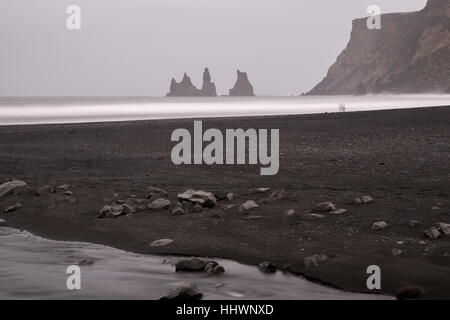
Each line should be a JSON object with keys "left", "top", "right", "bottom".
{"left": 177, "top": 189, "right": 217, "bottom": 208}
{"left": 249, "top": 187, "right": 271, "bottom": 194}
{"left": 226, "top": 193, "right": 235, "bottom": 201}
{"left": 97, "top": 205, "right": 112, "bottom": 218}
{"left": 4, "top": 202, "right": 22, "bottom": 213}
{"left": 304, "top": 254, "right": 328, "bottom": 268}
{"left": 392, "top": 248, "right": 403, "bottom": 256}
{"left": 150, "top": 239, "right": 174, "bottom": 247}
{"left": 243, "top": 215, "right": 263, "bottom": 221}
{"left": 424, "top": 223, "right": 450, "bottom": 239}
{"left": 0, "top": 180, "right": 27, "bottom": 199}
{"left": 361, "top": 195, "right": 374, "bottom": 204}
{"left": 0, "top": 219, "right": 6, "bottom": 226}
{"left": 372, "top": 221, "right": 389, "bottom": 231}
{"left": 330, "top": 208, "right": 347, "bottom": 215}
{"left": 191, "top": 204, "right": 203, "bottom": 213}
{"left": 205, "top": 262, "right": 225, "bottom": 276}
{"left": 353, "top": 198, "right": 363, "bottom": 205}
{"left": 36, "top": 185, "right": 55, "bottom": 196}
{"left": 147, "top": 186, "right": 168, "bottom": 199}
{"left": 283, "top": 209, "right": 296, "bottom": 217}
{"left": 64, "top": 191, "right": 73, "bottom": 196}
{"left": 258, "top": 261, "right": 277, "bottom": 273}
{"left": 172, "top": 205, "right": 186, "bottom": 216}
{"left": 396, "top": 286, "right": 425, "bottom": 300}
{"left": 122, "top": 204, "right": 136, "bottom": 215}
{"left": 148, "top": 198, "right": 172, "bottom": 211}
{"left": 311, "top": 202, "right": 336, "bottom": 213}
{"left": 109, "top": 205, "right": 125, "bottom": 218}
{"left": 160, "top": 282, "right": 203, "bottom": 300}
{"left": 176, "top": 259, "right": 207, "bottom": 272}
{"left": 57, "top": 184, "right": 70, "bottom": 191}
{"left": 213, "top": 191, "right": 227, "bottom": 201}
{"left": 239, "top": 200, "right": 259, "bottom": 213}
{"left": 300, "top": 213, "right": 325, "bottom": 220}
{"left": 409, "top": 220, "right": 420, "bottom": 227}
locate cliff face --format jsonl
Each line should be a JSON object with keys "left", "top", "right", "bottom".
{"left": 167, "top": 68, "right": 217, "bottom": 97}
{"left": 308, "top": 0, "right": 450, "bottom": 95}
{"left": 229, "top": 70, "right": 255, "bottom": 96}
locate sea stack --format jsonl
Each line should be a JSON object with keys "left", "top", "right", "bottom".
{"left": 166, "top": 68, "right": 217, "bottom": 97}
{"left": 229, "top": 70, "right": 255, "bottom": 96}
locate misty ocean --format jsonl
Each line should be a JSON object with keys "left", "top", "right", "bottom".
{"left": 0, "top": 95, "right": 449, "bottom": 125}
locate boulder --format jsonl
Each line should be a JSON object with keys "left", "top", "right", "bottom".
{"left": 150, "top": 239, "right": 174, "bottom": 247}
{"left": 177, "top": 189, "right": 217, "bottom": 208}
{"left": 311, "top": 202, "right": 337, "bottom": 213}
{"left": 238, "top": 200, "right": 259, "bottom": 213}
{"left": 160, "top": 282, "right": 203, "bottom": 300}
{"left": 4, "top": 202, "right": 22, "bottom": 213}
{"left": 0, "top": 180, "right": 27, "bottom": 199}
{"left": 176, "top": 258, "right": 207, "bottom": 272}
{"left": 396, "top": 286, "right": 425, "bottom": 300}
{"left": 229, "top": 70, "right": 255, "bottom": 96}
{"left": 372, "top": 221, "right": 389, "bottom": 231}
{"left": 258, "top": 261, "right": 277, "bottom": 273}
{"left": 148, "top": 198, "right": 171, "bottom": 211}
{"left": 205, "top": 261, "right": 225, "bottom": 276}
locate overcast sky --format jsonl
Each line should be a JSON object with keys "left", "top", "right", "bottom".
{"left": 0, "top": 0, "right": 427, "bottom": 97}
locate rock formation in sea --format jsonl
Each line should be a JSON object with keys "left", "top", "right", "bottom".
{"left": 308, "top": 0, "right": 450, "bottom": 95}
{"left": 229, "top": 70, "right": 255, "bottom": 96}
{"left": 166, "top": 68, "right": 217, "bottom": 97}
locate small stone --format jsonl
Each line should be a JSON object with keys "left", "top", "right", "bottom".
{"left": 372, "top": 221, "right": 389, "bottom": 231}
{"left": 160, "top": 283, "right": 203, "bottom": 300}
{"left": 330, "top": 208, "right": 347, "bottom": 215}
{"left": 213, "top": 191, "right": 227, "bottom": 201}
{"left": 304, "top": 254, "right": 327, "bottom": 268}
{"left": 97, "top": 205, "right": 111, "bottom": 218}
{"left": 205, "top": 264, "right": 225, "bottom": 276}
{"left": 418, "top": 240, "right": 426, "bottom": 245}
{"left": 215, "top": 282, "right": 225, "bottom": 288}
{"left": 311, "top": 202, "right": 336, "bottom": 213}
{"left": 0, "top": 219, "right": 6, "bottom": 226}
{"left": 147, "top": 186, "right": 168, "bottom": 199}
{"left": 250, "top": 187, "right": 271, "bottom": 194}
{"left": 109, "top": 205, "right": 125, "bottom": 217}
{"left": 239, "top": 200, "right": 259, "bottom": 213}
{"left": 353, "top": 198, "right": 363, "bottom": 205}
{"left": 57, "top": 184, "right": 70, "bottom": 190}
{"left": 36, "top": 185, "right": 55, "bottom": 196}
{"left": 176, "top": 258, "right": 207, "bottom": 272}
{"left": 392, "top": 248, "right": 403, "bottom": 256}
{"left": 150, "top": 239, "right": 174, "bottom": 247}
{"left": 148, "top": 198, "right": 171, "bottom": 211}
{"left": 226, "top": 193, "right": 234, "bottom": 201}
{"left": 64, "top": 191, "right": 73, "bottom": 196}
{"left": 361, "top": 195, "right": 374, "bottom": 204}
{"left": 258, "top": 261, "right": 277, "bottom": 273}
{"left": 300, "top": 213, "right": 325, "bottom": 220}
{"left": 123, "top": 204, "right": 136, "bottom": 215}
{"left": 268, "top": 189, "right": 287, "bottom": 201}
{"left": 243, "top": 215, "right": 263, "bottom": 221}
{"left": 424, "top": 227, "right": 441, "bottom": 240}
{"left": 396, "top": 286, "right": 425, "bottom": 300}
{"left": 191, "top": 204, "right": 203, "bottom": 213}
{"left": 409, "top": 220, "right": 420, "bottom": 227}
{"left": 172, "top": 205, "right": 186, "bottom": 216}
{"left": 283, "top": 209, "right": 296, "bottom": 217}
{"left": 4, "top": 202, "right": 22, "bottom": 213}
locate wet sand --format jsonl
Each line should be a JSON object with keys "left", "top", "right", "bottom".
{"left": 0, "top": 106, "right": 449, "bottom": 299}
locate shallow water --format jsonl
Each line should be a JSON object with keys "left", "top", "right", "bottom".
{"left": 0, "top": 95, "right": 449, "bottom": 125}
{"left": 0, "top": 227, "right": 391, "bottom": 300}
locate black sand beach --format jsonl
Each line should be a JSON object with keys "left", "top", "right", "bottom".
{"left": 1, "top": 106, "right": 449, "bottom": 298}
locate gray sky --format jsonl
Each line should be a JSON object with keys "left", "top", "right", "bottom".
{"left": 0, "top": 0, "right": 427, "bottom": 97}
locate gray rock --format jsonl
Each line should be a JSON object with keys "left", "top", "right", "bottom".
{"left": 372, "top": 221, "right": 389, "bottom": 231}
{"left": 258, "top": 261, "right": 277, "bottom": 273}
{"left": 176, "top": 258, "right": 207, "bottom": 272}
{"left": 36, "top": 185, "right": 55, "bottom": 196}
{"left": 330, "top": 208, "right": 347, "bottom": 215}
{"left": 4, "top": 202, "right": 22, "bottom": 213}
{"left": 409, "top": 220, "right": 420, "bottom": 227}
{"left": 109, "top": 205, "right": 125, "bottom": 217}
{"left": 0, "top": 219, "right": 6, "bottom": 226}
{"left": 353, "top": 198, "right": 363, "bottom": 205}
{"left": 300, "top": 213, "right": 325, "bottom": 220}
{"left": 0, "top": 180, "right": 27, "bottom": 199}
{"left": 229, "top": 70, "right": 255, "bottom": 97}
{"left": 424, "top": 226, "right": 441, "bottom": 239}
{"left": 172, "top": 205, "right": 186, "bottom": 216}
{"left": 98, "top": 205, "right": 112, "bottom": 218}
{"left": 205, "top": 262, "right": 225, "bottom": 276}
{"left": 239, "top": 200, "right": 258, "bottom": 213}
{"left": 147, "top": 186, "right": 168, "bottom": 199}
{"left": 268, "top": 189, "right": 287, "bottom": 201}
{"left": 361, "top": 195, "right": 374, "bottom": 204}
{"left": 160, "top": 282, "right": 203, "bottom": 300}
{"left": 249, "top": 187, "right": 271, "bottom": 194}
{"left": 148, "top": 198, "right": 171, "bottom": 211}
{"left": 392, "top": 248, "right": 403, "bottom": 256}
{"left": 396, "top": 286, "right": 425, "bottom": 300}
{"left": 123, "top": 204, "right": 136, "bottom": 215}
{"left": 177, "top": 189, "right": 217, "bottom": 208}
{"left": 311, "top": 202, "right": 336, "bottom": 213}
{"left": 191, "top": 204, "right": 203, "bottom": 213}
{"left": 436, "top": 223, "right": 450, "bottom": 236}
{"left": 213, "top": 191, "right": 227, "bottom": 201}
{"left": 304, "top": 254, "right": 328, "bottom": 268}
{"left": 283, "top": 209, "right": 296, "bottom": 217}
{"left": 226, "top": 193, "right": 235, "bottom": 201}
{"left": 150, "top": 239, "right": 174, "bottom": 247}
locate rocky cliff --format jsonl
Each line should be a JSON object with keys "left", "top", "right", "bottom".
{"left": 308, "top": 0, "right": 450, "bottom": 95}
{"left": 229, "top": 70, "right": 255, "bottom": 96}
{"left": 167, "top": 68, "right": 217, "bottom": 97}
